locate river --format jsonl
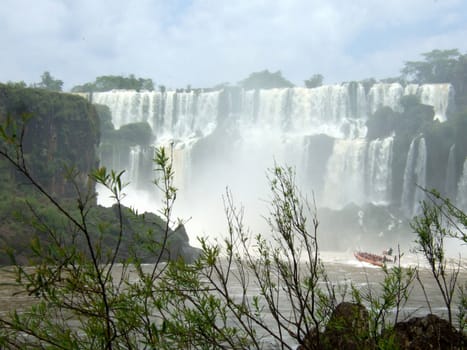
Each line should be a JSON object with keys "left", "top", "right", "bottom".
{"left": 0, "top": 250, "right": 465, "bottom": 348}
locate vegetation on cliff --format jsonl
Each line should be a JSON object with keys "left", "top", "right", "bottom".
{"left": 71, "top": 74, "right": 155, "bottom": 93}
{"left": 0, "top": 48, "right": 466, "bottom": 348}
{"left": 0, "top": 85, "right": 192, "bottom": 266}
{"left": 0, "top": 132, "right": 465, "bottom": 348}
{"left": 238, "top": 69, "right": 294, "bottom": 89}
{"left": 0, "top": 84, "right": 99, "bottom": 197}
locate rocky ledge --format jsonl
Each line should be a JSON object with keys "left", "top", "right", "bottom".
{"left": 299, "top": 302, "right": 466, "bottom": 350}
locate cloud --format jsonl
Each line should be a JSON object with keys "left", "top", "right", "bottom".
{"left": 1, "top": 0, "right": 467, "bottom": 89}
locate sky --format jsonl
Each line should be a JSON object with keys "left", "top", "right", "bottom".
{"left": 1, "top": 0, "right": 467, "bottom": 91}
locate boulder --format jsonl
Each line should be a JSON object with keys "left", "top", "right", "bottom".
{"left": 388, "top": 314, "right": 466, "bottom": 349}
{"left": 299, "top": 302, "right": 372, "bottom": 350}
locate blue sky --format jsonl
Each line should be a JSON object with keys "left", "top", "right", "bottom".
{"left": 1, "top": 0, "right": 467, "bottom": 90}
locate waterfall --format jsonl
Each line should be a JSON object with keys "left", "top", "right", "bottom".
{"left": 366, "top": 137, "right": 393, "bottom": 205}
{"left": 401, "top": 137, "right": 427, "bottom": 217}
{"left": 256, "top": 88, "right": 290, "bottom": 130}
{"left": 366, "top": 83, "right": 453, "bottom": 122}
{"left": 412, "top": 137, "right": 427, "bottom": 216}
{"left": 401, "top": 138, "right": 416, "bottom": 216}
{"left": 404, "top": 83, "right": 454, "bottom": 122}
{"left": 444, "top": 144, "right": 457, "bottom": 199}
{"left": 322, "top": 136, "right": 393, "bottom": 209}
{"left": 322, "top": 139, "right": 367, "bottom": 208}
{"left": 457, "top": 159, "right": 467, "bottom": 212}
{"left": 128, "top": 146, "right": 141, "bottom": 188}
{"left": 92, "top": 90, "right": 219, "bottom": 141}
{"left": 90, "top": 83, "right": 452, "bottom": 235}
{"left": 368, "top": 83, "right": 404, "bottom": 114}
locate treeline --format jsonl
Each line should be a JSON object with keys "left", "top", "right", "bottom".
{"left": 3, "top": 49, "right": 467, "bottom": 100}
{"left": 71, "top": 74, "right": 155, "bottom": 92}
{"left": 5, "top": 73, "right": 156, "bottom": 93}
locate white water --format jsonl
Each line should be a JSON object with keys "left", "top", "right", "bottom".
{"left": 367, "top": 137, "right": 394, "bottom": 205}
{"left": 368, "top": 83, "right": 454, "bottom": 121}
{"left": 401, "top": 137, "right": 427, "bottom": 218}
{"left": 92, "top": 83, "right": 455, "bottom": 240}
{"left": 322, "top": 139, "right": 367, "bottom": 208}
{"left": 445, "top": 144, "right": 457, "bottom": 199}
{"left": 457, "top": 158, "right": 467, "bottom": 212}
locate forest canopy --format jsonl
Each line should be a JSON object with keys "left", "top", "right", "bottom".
{"left": 71, "top": 74, "right": 155, "bottom": 92}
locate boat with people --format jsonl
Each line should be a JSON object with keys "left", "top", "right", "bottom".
{"left": 354, "top": 248, "right": 395, "bottom": 267}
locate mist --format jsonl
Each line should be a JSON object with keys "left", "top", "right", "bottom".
{"left": 93, "top": 84, "right": 466, "bottom": 258}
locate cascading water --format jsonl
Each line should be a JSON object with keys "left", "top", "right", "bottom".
{"left": 368, "top": 83, "right": 454, "bottom": 121}
{"left": 92, "top": 83, "right": 454, "bottom": 237}
{"left": 457, "top": 158, "right": 467, "bottom": 212}
{"left": 412, "top": 137, "right": 427, "bottom": 216}
{"left": 401, "top": 137, "right": 427, "bottom": 217}
{"left": 366, "top": 137, "right": 393, "bottom": 205}
{"left": 322, "top": 139, "right": 367, "bottom": 208}
{"left": 368, "top": 83, "right": 404, "bottom": 114}
{"left": 444, "top": 144, "right": 457, "bottom": 199}
{"left": 321, "top": 136, "right": 393, "bottom": 209}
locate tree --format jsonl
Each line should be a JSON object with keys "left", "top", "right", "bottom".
{"left": 304, "top": 74, "right": 324, "bottom": 88}
{"left": 71, "top": 75, "right": 155, "bottom": 92}
{"left": 35, "top": 71, "right": 63, "bottom": 92}
{"left": 401, "top": 49, "right": 461, "bottom": 84}
{"left": 5, "top": 81, "right": 27, "bottom": 88}
{"left": 238, "top": 70, "right": 294, "bottom": 90}
{"left": 401, "top": 48, "right": 467, "bottom": 109}
{"left": 411, "top": 189, "right": 467, "bottom": 328}
{"left": 1, "top": 114, "right": 466, "bottom": 348}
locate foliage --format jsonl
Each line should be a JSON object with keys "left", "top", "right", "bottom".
{"left": 0, "top": 113, "right": 466, "bottom": 349}
{"left": 94, "top": 104, "right": 114, "bottom": 135}
{"left": 0, "top": 84, "right": 99, "bottom": 196}
{"left": 32, "top": 71, "right": 64, "bottom": 92}
{"left": 71, "top": 74, "right": 155, "bottom": 92}
{"left": 401, "top": 49, "right": 462, "bottom": 84}
{"left": 114, "top": 122, "right": 153, "bottom": 147}
{"left": 304, "top": 74, "right": 324, "bottom": 88}
{"left": 352, "top": 248, "right": 416, "bottom": 340}
{"left": 0, "top": 126, "right": 193, "bottom": 348}
{"left": 411, "top": 189, "right": 466, "bottom": 327}
{"left": 401, "top": 49, "right": 467, "bottom": 108}
{"left": 366, "top": 94, "right": 438, "bottom": 202}
{"left": 238, "top": 70, "right": 294, "bottom": 90}
{"left": 5, "top": 81, "right": 27, "bottom": 89}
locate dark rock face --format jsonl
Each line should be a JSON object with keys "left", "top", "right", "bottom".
{"left": 388, "top": 314, "right": 466, "bottom": 349}
{"left": 299, "top": 303, "right": 466, "bottom": 350}
{"left": 299, "top": 302, "right": 373, "bottom": 350}
{"left": 170, "top": 224, "right": 201, "bottom": 263}
{"left": 0, "top": 85, "right": 100, "bottom": 198}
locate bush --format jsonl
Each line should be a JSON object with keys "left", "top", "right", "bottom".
{"left": 0, "top": 117, "right": 466, "bottom": 349}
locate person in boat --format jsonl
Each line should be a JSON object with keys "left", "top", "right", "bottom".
{"left": 382, "top": 247, "right": 393, "bottom": 256}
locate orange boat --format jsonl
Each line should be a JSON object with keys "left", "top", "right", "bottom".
{"left": 354, "top": 251, "right": 387, "bottom": 267}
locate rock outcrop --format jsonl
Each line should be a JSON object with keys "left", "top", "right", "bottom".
{"left": 299, "top": 303, "right": 466, "bottom": 350}
{"left": 299, "top": 302, "right": 373, "bottom": 350}
{"left": 0, "top": 84, "right": 100, "bottom": 197}
{"left": 386, "top": 313, "right": 466, "bottom": 349}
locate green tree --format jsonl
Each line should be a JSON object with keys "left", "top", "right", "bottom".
{"left": 401, "top": 49, "right": 461, "bottom": 84}
{"left": 35, "top": 71, "right": 63, "bottom": 92}
{"left": 401, "top": 48, "right": 467, "bottom": 108}
{"left": 411, "top": 189, "right": 467, "bottom": 329}
{"left": 5, "top": 81, "right": 27, "bottom": 88}
{"left": 71, "top": 75, "right": 155, "bottom": 92}
{"left": 238, "top": 70, "right": 294, "bottom": 90}
{"left": 1, "top": 113, "right": 466, "bottom": 349}
{"left": 304, "top": 74, "right": 324, "bottom": 88}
